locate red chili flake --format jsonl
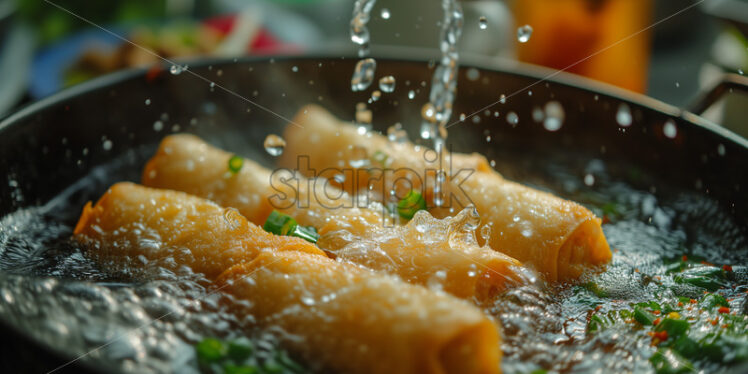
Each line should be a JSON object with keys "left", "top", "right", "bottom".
{"left": 654, "top": 331, "right": 668, "bottom": 341}
{"left": 678, "top": 301, "right": 684, "bottom": 307}
{"left": 654, "top": 276, "right": 661, "bottom": 281}
{"left": 721, "top": 324, "right": 729, "bottom": 329}
{"left": 653, "top": 318, "right": 661, "bottom": 326}
{"left": 653, "top": 310, "right": 661, "bottom": 315}
{"left": 602, "top": 215, "right": 611, "bottom": 224}
{"left": 711, "top": 318, "right": 719, "bottom": 326}
{"left": 689, "top": 299, "right": 697, "bottom": 304}
{"left": 682, "top": 255, "right": 688, "bottom": 261}
{"left": 722, "top": 265, "right": 733, "bottom": 272}
{"left": 718, "top": 307, "right": 730, "bottom": 314}
{"left": 634, "top": 268, "right": 640, "bottom": 273}
{"left": 647, "top": 331, "right": 655, "bottom": 337}
{"left": 595, "top": 305, "right": 602, "bottom": 312}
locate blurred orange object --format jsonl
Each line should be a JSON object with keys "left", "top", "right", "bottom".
{"left": 512, "top": 0, "right": 653, "bottom": 93}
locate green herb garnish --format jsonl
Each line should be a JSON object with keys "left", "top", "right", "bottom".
{"left": 195, "top": 337, "right": 305, "bottom": 374}
{"left": 228, "top": 155, "right": 244, "bottom": 174}
{"left": 196, "top": 338, "right": 227, "bottom": 363}
{"left": 397, "top": 190, "right": 426, "bottom": 219}
{"left": 263, "top": 210, "right": 319, "bottom": 244}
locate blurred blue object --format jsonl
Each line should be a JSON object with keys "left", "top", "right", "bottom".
{"left": 29, "top": 28, "right": 122, "bottom": 99}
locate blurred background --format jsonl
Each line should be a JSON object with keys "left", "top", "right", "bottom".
{"left": 0, "top": 0, "right": 746, "bottom": 133}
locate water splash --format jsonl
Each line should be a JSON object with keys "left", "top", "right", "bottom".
{"left": 263, "top": 135, "right": 286, "bottom": 157}
{"left": 517, "top": 25, "right": 533, "bottom": 43}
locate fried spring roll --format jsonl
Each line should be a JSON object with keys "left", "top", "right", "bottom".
{"left": 219, "top": 251, "right": 501, "bottom": 374}
{"left": 277, "top": 105, "right": 612, "bottom": 282}
{"left": 142, "top": 134, "right": 524, "bottom": 299}
{"left": 74, "top": 182, "right": 324, "bottom": 279}
{"left": 75, "top": 183, "right": 502, "bottom": 374}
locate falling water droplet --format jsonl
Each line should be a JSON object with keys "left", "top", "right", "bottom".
{"left": 517, "top": 25, "right": 533, "bottom": 43}
{"left": 370, "top": 90, "right": 382, "bottom": 102}
{"left": 380, "top": 8, "right": 390, "bottom": 20}
{"left": 421, "top": 103, "right": 437, "bottom": 123}
{"left": 506, "top": 111, "right": 519, "bottom": 125}
{"left": 717, "top": 144, "right": 726, "bottom": 156}
{"left": 616, "top": 103, "right": 633, "bottom": 127}
{"left": 663, "top": 120, "right": 678, "bottom": 139}
{"left": 291, "top": 66, "right": 299, "bottom": 72}
{"left": 102, "top": 139, "right": 113, "bottom": 151}
{"left": 738, "top": 68, "right": 744, "bottom": 75}
{"left": 543, "top": 101, "right": 565, "bottom": 132}
{"left": 379, "top": 76, "right": 396, "bottom": 93}
{"left": 153, "top": 121, "right": 164, "bottom": 132}
{"left": 169, "top": 65, "right": 183, "bottom": 75}
{"left": 584, "top": 173, "right": 595, "bottom": 186}
{"left": 408, "top": 90, "right": 416, "bottom": 99}
{"left": 532, "top": 106, "right": 544, "bottom": 122}
{"left": 145, "top": 99, "right": 151, "bottom": 105}
{"left": 355, "top": 102, "right": 372, "bottom": 125}
{"left": 264, "top": 134, "right": 286, "bottom": 156}
{"left": 420, "top": 122, "right": 435, "bottom": 139}
{"left": 387, "top": 123, "right": 408, "bottom": 143}
{"left": 466, "top": 68, "right": 480, "bottom": 81}
{"left": 333, "top": 173, "right": 346, "bottom": 184}
{"left": 351, "top": 58, "right": 377, "bottom": 91}
{"left": 459, "top": 113, "right": 466, "bottom": 122}
{"left": 478, "top": 16, "right": 488, "bottom": 30}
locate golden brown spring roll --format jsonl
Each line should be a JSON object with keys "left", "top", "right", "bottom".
{"left": 75, "top": 183, "right": 502, "bottom": 374}
{"left": 142, "top": 134, "right": 524, "bottom": 300}
{"left": 278, "top": 105, "right": 612, "bottom": 282}
{"left": 219, "top": 251, "right": 501, "bottom": 374}
{"left": 74, "top": 182, "right": 325, "bottom": 279}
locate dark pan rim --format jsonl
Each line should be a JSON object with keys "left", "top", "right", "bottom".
{"left": 1, "top": 46, "right": 747, "bottom": 149}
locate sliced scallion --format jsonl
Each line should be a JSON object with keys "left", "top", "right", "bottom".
{"left": 263, "top": 210, "right": 319, "bottom": 243}
{"left": 228, "top": 155, "right": 244, "bottom": 174}
{"left": 397, "top": 190, "right": 426, "bottom": 219}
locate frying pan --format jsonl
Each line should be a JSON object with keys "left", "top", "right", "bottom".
{"left": 0, "top": 50, "right": 746, "bottom": 373}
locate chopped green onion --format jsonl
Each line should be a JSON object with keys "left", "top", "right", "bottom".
{"left": 292, "top": 225, "right": 319, "bottom": 244}
{"left": 264, "top": 211, "right": 297, "bottom": 236}
{"left": 649, "top": 348, "right": 694, "bottom": 374}
{"left": 263, "top": 211, "right": 319, "bottom": 243}
{"left": 397, "top": 190, "right": 426, "bottom": 219}
{"left": 700, "top": 293, "right": 729, "bottom": 309}
{"left": 655, "top": 318, "right": 690, "bottom": 340}
{"left": 227, "top": 337, "right": 254, "bottom": 362}
{"left": 196, "top": 338, "right": 227, "bottom": 363}
{"left": 223, "top": 364, "right": 260, "bottom": 374}
{"left": 228, "top": 155, "right": 244, "bottom": 174}
{"left": 634, "top": 307, "right": 657, "bottom": 326}
{"left": 583, "top": 281, "right": 609, "bottom": 298}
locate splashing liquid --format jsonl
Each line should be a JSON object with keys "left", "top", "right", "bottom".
{"left": 350, "top": 0, "right": 378, "bottom": 93}
{"left": 421, "top": 0, "right": 464, "bottom": 153}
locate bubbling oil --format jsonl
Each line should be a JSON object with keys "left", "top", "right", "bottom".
{"left": 1, "top": 148, "right": 745, "bottom": 373}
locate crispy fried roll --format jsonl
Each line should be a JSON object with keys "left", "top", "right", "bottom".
{"left": 74, "top": 182, "right": 324, "bottom": 279}
{"left": 142, "top": 134, "right": 524, "bottom": 299}
{"left": 218, "top": 251, "right": 501, "bottom": 374}
{"left": 278, "top": 105, "right": 612, "bottom": 282}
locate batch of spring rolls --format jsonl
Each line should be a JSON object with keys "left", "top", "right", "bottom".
{"left": 74, "top": 105, "right": 612, "bottom": 374}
